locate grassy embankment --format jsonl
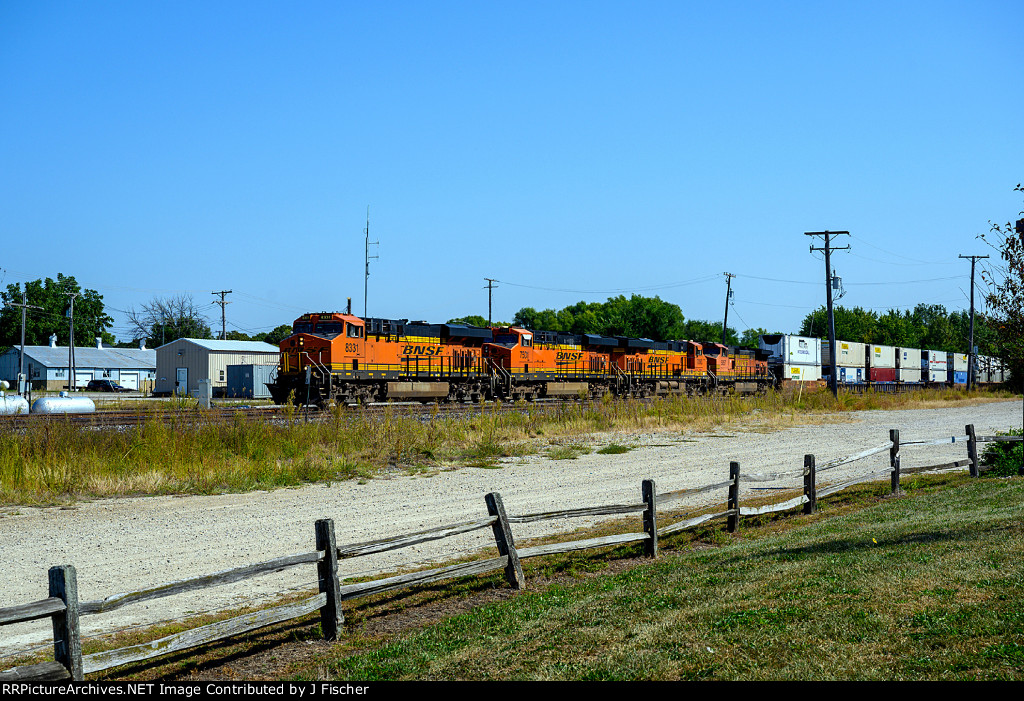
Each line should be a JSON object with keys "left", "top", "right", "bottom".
{"left": 0, "top": 387, "right": 1017, "bottom": 505}
{"left": 295, "top": 472, "right": 1024, "bottom": 681}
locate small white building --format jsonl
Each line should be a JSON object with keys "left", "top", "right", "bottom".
{"left": 0, "top": 336, "right": 156, "bottom": 391}
{"left": 155, "top": 339, "right": 279, "bottom": 397}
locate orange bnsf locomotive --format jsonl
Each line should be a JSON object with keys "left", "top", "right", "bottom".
{"left": 266, "top": 311, "right": 776, "bottom": 407}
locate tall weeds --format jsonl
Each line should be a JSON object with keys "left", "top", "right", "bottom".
{"left": 0, "top": 387, "right": 1015, "bottom": 504}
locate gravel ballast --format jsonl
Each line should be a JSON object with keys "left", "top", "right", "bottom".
{"left": 1, "top": 399, "right": 1020, "bottom": 659}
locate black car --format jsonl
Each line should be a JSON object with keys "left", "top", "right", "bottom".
{"left": 86, "top": 379, "right": 131, "bottom": 393}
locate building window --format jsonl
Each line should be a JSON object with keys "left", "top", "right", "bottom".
{"left": 219, "top": 370, "right": 225, "bottom": 382}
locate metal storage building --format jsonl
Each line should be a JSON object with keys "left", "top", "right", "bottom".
{"left": 0, "top": 337, "right": 155, "bottom": 391}
{"left": 154, "top": 339, "right": 279, "bottom": 397}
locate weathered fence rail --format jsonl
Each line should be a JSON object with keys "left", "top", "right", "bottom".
{"left": 1, "top": 423, "right": 1019, "bottom": 681}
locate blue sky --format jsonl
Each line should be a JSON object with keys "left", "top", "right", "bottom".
{"left": 1, "top": 1, "right": 1021, "bottom": 342}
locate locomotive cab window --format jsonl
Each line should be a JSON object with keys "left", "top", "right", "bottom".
{"left": 347, "top": 324, "right": 363, "bottom": 338}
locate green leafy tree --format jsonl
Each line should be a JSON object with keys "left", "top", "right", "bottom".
{"left": 0, "top": 273, "right": 114, "bottom": 349}
{"left": 739, "top": 328, "right": 768, "bottom": 348}
{"left": 253, "top": 324, "right": 296, "bottom": 345}
{"left": 800, "top": 306, "right": 877, "bottom": 344}
{"left": 979, "top": 184, "right": 1024, "bottom": 388}
{"left": 682, "top": 319, "right": 737, "bottom": 344}
{"left": 447, "top": 315, "right": 489, "bottom": 327}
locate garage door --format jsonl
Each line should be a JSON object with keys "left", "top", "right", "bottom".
{"left": 119, "top": 372, "right": 139, "bottom": 390}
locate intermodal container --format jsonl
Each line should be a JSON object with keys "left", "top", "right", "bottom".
{"left": 758, "top": 335, "right": 820, "bottom": 367}
{"left": 923, "top": 369, "right": 946, "bottom": 383}
{"left": 897, "top": 367, "right": 922, "bottom": 383}
{"left": 921, "top": 351, "right": 947, "bottom": 373}
{"left": 780, "top": 363, "right": 822, "bottom": 382}
{"left": 897, "top": 347, "right": 922, "bottom": 370}
{"left": 949, "top": 370, "right": 968, "bottom": 385}
{"left": 837, "top": 366, "right": 864, "bottom": 384}
{"left": 822, "top": 341, "right": 866, "bottom": 369}
{"left": 868, "top": 345, "right": 896, "bottom": 369}
{"left": 948, "top": 353, "right": 968, "bottom": 372}
{"left": 870, "top": 367, "right": 896, "bottom": 382}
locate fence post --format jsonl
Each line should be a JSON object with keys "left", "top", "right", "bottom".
{"left": 642, "top": 479, "right": 657, "bottom": 558}
{"left": 486, "top": 492, "right": 525, "bottom": 590}
{"left": 315, "top": 518, "right": 344, "bottom": 640}
{"left": 727, "top": 462, "right": 740, "bottom": 533}
{"left": 49, "top": 565, "right": 82, "bottom": 681}
{"left": 803, "top": 454, "right": 816, "bottom": 515}
{"left": 966, "top": 424, "right": 979, "bottom": 477}
{"left": 890, "top": 429, "right": 901, "bottom": 495}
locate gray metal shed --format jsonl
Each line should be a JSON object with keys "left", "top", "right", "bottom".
{"left": 154, "top": 339, "right": 279, "bottom": 396}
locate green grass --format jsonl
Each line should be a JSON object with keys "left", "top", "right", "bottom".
{"left": 299, "top": 475, "right": 1024, "bottom": 681}
{"left": 596, "top": 443, "right": 632, "bottom": 455}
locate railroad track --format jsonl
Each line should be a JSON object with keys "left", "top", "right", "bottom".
{"left": 0, "top": 398, "right": 604, "bottom": 431}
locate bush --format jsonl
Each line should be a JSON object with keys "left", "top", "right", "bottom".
{"left": 981, "top": 428, "right": 1023, "bottom": 477}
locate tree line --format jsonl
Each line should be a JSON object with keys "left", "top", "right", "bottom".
{"left": 798, "top": 304, "right": 999, "bottom": 355}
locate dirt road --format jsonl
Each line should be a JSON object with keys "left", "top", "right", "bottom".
{"left": 1, "top": 399, "right": 1020, "bottom": 658}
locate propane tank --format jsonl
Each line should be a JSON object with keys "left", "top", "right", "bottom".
{"left": 31, "top": 392, "right": 96, "bottom": 415}
{"left": 0, "top": 391, "right": 30, "bottom": 415}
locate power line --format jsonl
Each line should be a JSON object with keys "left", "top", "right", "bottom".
{"left": 494, "top": 273, "right": 720, "bottom": 295}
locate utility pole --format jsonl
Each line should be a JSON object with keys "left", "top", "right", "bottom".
{"left": 65, "top": 290, "right": 79, "bottom": 391}
{"left": 364, "top": 208, "right": 379, "bottom": 319}
{"left": 212, "top": 290, "right": 232, "bottom": 340}
{"left": 484, "top": 278, "right": 498, "bottom": 326}
{"left": 958, "top": 254, "right": 989, "bottom": 391}
{"left": 806, "top": 231, "right": 850, "bottom": 398}
{"left": 11, "top": 285, "right": 42, "bottom": 395}
{"left": 721, "top": 273, "right": 735, "bottom": 344}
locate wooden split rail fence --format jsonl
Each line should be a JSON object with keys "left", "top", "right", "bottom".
{"left": 2, "top": 424, "right": 1020, "bottom": 681}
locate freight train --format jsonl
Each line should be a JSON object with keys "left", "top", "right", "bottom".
{"left": 757, "top": 335, "right": 1009, "bottom": 390}
{"left": 266, "top": 312, "right": 777, "bottom": 407}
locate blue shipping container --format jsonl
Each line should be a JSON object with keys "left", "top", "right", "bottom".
{"left": 949, "top": 370, "right": 968, "bottom": 385}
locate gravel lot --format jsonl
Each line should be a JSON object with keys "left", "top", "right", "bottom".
{"left": 1, "top": 398, "right": 1020, "bottom": 659}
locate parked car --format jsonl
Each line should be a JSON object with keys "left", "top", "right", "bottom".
{"left": 86, "top": 379, "right": 131, "bottom": 393}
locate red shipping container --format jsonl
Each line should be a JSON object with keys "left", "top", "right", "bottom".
{"left": 870, "top": 367, "right": 896, "bottom": 382}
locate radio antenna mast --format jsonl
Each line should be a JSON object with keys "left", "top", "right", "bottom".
{"left": 364, "top": 207, "right": 379, "bottom": 319}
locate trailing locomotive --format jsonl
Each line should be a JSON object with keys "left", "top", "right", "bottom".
{"left": 266, "top": 311, "right": 776, "bottom": 407}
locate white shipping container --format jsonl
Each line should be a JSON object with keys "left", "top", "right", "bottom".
{"left": 869, "top": 344, "right": 896, "bottom": 369}
{"left": 897, "top": 347, "right": 922, "bottom": 369}
{"left": 923, "top": 369, "right": 946, "bottom": 382}
{"left": 780, "top": 363, "right": 822, "bottom": 382}
{"left": 897, "top": 367, "right": 922, "bottom": 383}
{"left": 921, "top": 351, "right": 947, "bottom": 372}
{"left": 948, "top": 353, "right": 968, "bottom": 371}
{"left": 822, "top": 340, "right": 866, "bottom": 368}
{"left": 758, "top": 335, "right": 821, "bottom": 367}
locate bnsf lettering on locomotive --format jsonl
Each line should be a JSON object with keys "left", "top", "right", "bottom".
{"left": 556, "top": 352, "right": 583, "bottom": 361}
{"left": 402, "top": 345, "right": 443, "bottom": 356}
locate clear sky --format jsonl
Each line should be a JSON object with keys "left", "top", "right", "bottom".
{"left": 1, "top": 1, "right": 1021, "bottom": 342}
